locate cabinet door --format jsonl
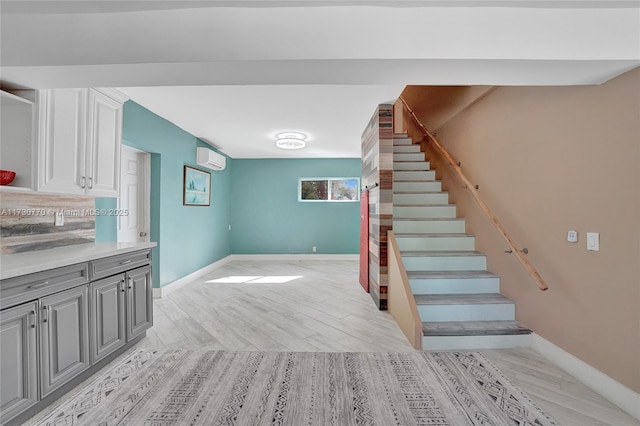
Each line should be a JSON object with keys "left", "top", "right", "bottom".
{"left": 126, "top": 266, "right": 153, "bottom": 341}
{"left": 0, "top": 302, "right": 38, "bottom": 423}
{"left": 40, "top": 285, "right": 90, "bottom": 398}
{"left": 90, "top": 275, "right": 126, "bottom": 364}
{"left": 37, "top": 89, "right": 87, "bottom": 194}
{"left": 86, "top": 89, "right": 122, "bottom": 197}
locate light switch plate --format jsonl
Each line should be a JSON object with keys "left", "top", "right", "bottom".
{"left": 567, "top": 230, "right": 578, "bottom": 243}
{"left": 586, "top": 232, "right": 599, "bottom": 251}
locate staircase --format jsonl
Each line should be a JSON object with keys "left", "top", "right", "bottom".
{"left": 392, "top": 134, "right": 532, "bottom": 350}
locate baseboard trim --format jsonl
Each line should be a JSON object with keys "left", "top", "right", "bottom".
{"left": 153, "top": 253, "right": 359, "bottom": 298}
{"left": 228, "top": 254, "right": 359, "bottom": 261}
{"left": 153, "top": 255, "right": 233, "bottom": 298}
{"left": 532, "top": 333, "right": 640, "bottom": 421}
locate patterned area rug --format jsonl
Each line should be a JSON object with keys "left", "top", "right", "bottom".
{"left": 28, "top": 349, "right": 556, "bottom": 425}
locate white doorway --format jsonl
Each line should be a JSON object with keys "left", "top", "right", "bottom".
{"left": 118, "top": 145, "right": 150, "bottom": 243}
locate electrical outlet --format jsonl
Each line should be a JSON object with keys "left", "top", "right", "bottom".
{"left": 54, "top": 211, "right": 64, "bottom": 226}
{"left": 567, "top": 230, "right": 578, "bottom": 243}
{"left": 312, "top": 246, "right": 316, "bottom": 253}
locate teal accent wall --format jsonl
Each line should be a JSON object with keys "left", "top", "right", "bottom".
{"left": 95, "top": 102, "right": 361, "bottom": 288}
{"left": 230, "top": 159, "right": 361, "bottom": 254}
{"left": 95, "top": 197, "right": 117, "bottom": 242}
{"left": 95, "top": 101, "right": 232, "bottom": 288}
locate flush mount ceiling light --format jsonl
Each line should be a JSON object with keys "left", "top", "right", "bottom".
{"left": 275, "top": 132, "right": 307, "bottom": 150}
{"left": 276, "top": 139, "right": 306, "bottom": 150}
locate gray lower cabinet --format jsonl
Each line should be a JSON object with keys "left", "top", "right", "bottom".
{"left": 0, "top": 248, "right": 153, "bottom": 425}
{"left": 0, "top": 302, "right": 38, "bottom": 423}
{"left": 126, "top": 266, "right": 153, "bottom": 341}
{"left": 90, "top": 275, "right": 126, "bottom": 364}
{"left": 89, "top": 265, "right": 152, "bottom": 363}
{"left": 39, "top": 285, "right": 90, "bottom": 398}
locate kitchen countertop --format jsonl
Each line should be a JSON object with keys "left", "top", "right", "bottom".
{"left": 0, "top": 242, "right": 157, "bottom": 280}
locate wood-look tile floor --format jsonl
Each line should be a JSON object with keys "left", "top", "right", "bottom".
{"left": 138, "top": 260, "right": 639, "bottom": 426}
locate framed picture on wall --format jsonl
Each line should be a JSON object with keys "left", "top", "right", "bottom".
{"left": 183, "top": 165, "right": 211, "bottom": 206}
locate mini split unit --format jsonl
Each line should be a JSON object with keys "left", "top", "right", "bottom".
{"left": 196, "top": 147, "right": 226, "bottom": 171}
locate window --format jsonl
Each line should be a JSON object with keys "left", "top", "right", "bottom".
{"left": 299, "top": 178, "right": 360, "bottom": 202}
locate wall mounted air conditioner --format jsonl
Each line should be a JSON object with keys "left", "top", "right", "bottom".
{"left": 196, "top": 147, "right": 226, "bottom": 171}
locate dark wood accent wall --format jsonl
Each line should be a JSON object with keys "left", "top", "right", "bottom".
{"left": 361, "top": 104, "right": 393, "bottom": 310}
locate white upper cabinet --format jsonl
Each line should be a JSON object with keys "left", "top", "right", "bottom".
{"left": 86, "top": 89, "right": 125, "bottom": 197}
{"left": 37, "top": 88, "right": 128, "bottom": 197}
{"left": 37, "top": 88, "right": 87, "bottom": 195}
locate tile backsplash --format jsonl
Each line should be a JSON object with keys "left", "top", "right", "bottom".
{"left": 0, "top": 191, "right": 95, "bottom": 255}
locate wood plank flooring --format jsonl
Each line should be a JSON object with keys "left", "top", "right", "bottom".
{"left": 141, "top": 260, "right": 413, "bottom": 352}
{"left": 138, "top": 259, "right": 639, "bottom": 426}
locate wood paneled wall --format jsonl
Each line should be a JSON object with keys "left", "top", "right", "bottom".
{"left": 0, "top": 191, "right": 95, "bottom": 254}
{"left": 361, "top": 104, "right": 393, "bottom": 310}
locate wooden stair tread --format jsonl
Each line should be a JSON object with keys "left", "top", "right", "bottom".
{"left": 407, "top": 270, "right": 498, "bottom": 279}
{"left": 393, "top": 168, "right": 431, "bottom": 171}
{"left": 394, "top": 233, "right": 472, "bottom": 237}
{"left": 394, "top": 191, "right": 447, "bottom": 194}
{"left": 393, "top": 203, "right": 455, "bottom": 207}
{"left": 393, "top": 218, "right": 464, "bottom": 222}
{"left": 415, "top": 293, "right": 513, "bottom": 305}
{"left": 400, "top": 250, "right": 483, "bottom": 256}
{"left": 394, "top": 204, "right": 452, "bottom": 207}
{"left": 422, "top": 320, "right": 531, "bottom": 336}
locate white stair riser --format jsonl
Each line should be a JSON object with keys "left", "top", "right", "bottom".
{"left": 410, "top": 277, "right": 500, "bottom": 295}
{"left": 393, "top": 137, "right": 413, "bottom": 145}
{"left": 393, "top": 170, "right": 436, "bottom": 181}
{"left": 418, "top": 303, "right": 515, "bottom": 322}
{"left": 394, "top": 181, "right": 441, "bottom": 192}
{"left": 396, "top": 236, "right": 475, "bottom": 251}
{"left": 393, "top": 193, "right": 449, "bottom": 204}
{"left": 393, "top": 145, "right": 421, "bottom": 153}
{"left": 393, "top": 220, "right": 465, "bottom": 234}
{"left": 394, "top": 205, "right": 457, "bottom": 219}
{"left": 422, "top": 334, "right": 532, "bottom": 351}
{"left": 394, "top": 153, "right": 425, "bottom": 161}
{"left": 394, "top": 161, "right": 431, "bottom": 171}
{"left": 401, "top": 255, "right": 486, "bottom": 271}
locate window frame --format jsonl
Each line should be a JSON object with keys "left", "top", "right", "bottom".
{"left": 298, "top": 177, "right": 361, "bottom": 202}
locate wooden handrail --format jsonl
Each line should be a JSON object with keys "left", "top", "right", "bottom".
{"left": 398, "top": 96, "right": 548, "bottom": 291}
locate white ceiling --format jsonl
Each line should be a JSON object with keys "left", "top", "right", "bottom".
{"left": 1, "top": 1, "right": 638, "bottom": 158}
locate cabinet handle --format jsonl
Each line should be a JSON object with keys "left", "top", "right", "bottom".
{"left": 120, "top": 260, "right": 132, "bottom": 265}
{"left": 81, "top": 176, "right": 86, "bottom": 189}
{"left": 30, "top": 311, "right": 36, "bottom": 328}
{"left": 89, "top": 177, "right": 93, "bottom": 189}
{"left": 42, "top": 305, "right": 49, "bottom": 323}
{"left": 27, "top": 280, "right": 49, "bottom": 289}
{"left": 121, "top": 280, "right": 126, "bottom": 293}
{"left": 128, "top": 277, "right": 133, "bottom": 290}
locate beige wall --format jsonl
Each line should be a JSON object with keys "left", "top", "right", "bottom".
{"left": 401, "top": 67, "right": 640, "bottom": 393}
{"left": 401, "top": 85, "right": 494, "bottom": 131}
